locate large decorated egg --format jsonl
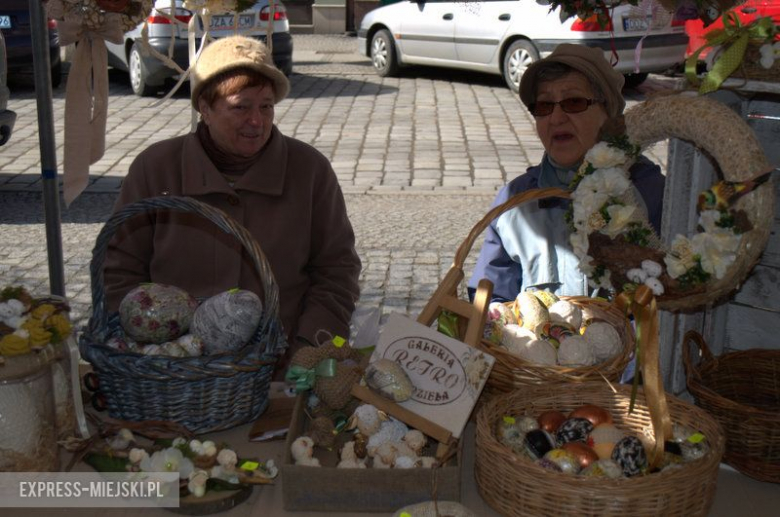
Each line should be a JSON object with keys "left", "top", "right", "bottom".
{"left": 191, "top": 289, "right": 263, "bottom": 355}
{"left": 542, "top": 448, "right": 581, "bottom": 474}
{"left": 365, "top": 359, "right": 414, "bottom": 402}
{"left": 555, "top": 417, "right": 594, "bottom": 446}
{"left": 119, "top": 283, "right": 198, "bottom": 344}
{"left": 611, "top": 436, "right": 648, "bottom": 477}
{"left": 584, "top": 321, "right": 622, "bottom": 362}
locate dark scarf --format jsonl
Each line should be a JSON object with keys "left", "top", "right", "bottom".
{"left": 196, "top": 121, "right": 266, "bottom": 175}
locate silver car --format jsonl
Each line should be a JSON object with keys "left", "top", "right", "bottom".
{"left": 358, "top": 0, "right": 688, "bottom": 91}
{"left": 107, "top": 0, "right": 293, "bottom": 97}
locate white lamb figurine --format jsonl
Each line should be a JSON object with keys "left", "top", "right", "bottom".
{"left": 291, "top": 436, "right": 320, "bottom": 467}
{"left": 336, "top": 441, "right": 367, "bottom": 469}
{"left": 367, "top": 417, "right": 409, "bottom": 456}
{"left": 350, "top": 404, "right": 384, "bottom": 436}
{"left": 374, "top": 441, "right": 418, "bottom": 468}
{"left": 403, "top": 429, "right": 427, "bottom": 455}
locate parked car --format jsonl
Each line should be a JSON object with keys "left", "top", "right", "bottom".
{"left": 0, "top": 0, "right": 61, "bottom": 88}
{"left": 685, "top": 0, "right": 780, "bottom": 60}
{"left": 106, "top": 0, "right": 293, "bottom": 97}
{"left": 0, "top": 32, "right": 17, "bottom": 146}
{"left": 357, "top": 0, "right": 688, "bottom": 91}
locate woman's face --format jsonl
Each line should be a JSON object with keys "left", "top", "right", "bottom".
{"left": 533, "top": 71, "right": 608, "bottom": 169}
{"left": 199, "top": 82, "right": 275, "bottom": 158}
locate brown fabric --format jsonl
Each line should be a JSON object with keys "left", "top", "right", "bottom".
{"left": 196, "top": 121, "right": 263, "bottom": 174}
{"left": 308, "top": 416, "right": 337, "bottom": 448}
{"left": 289, "top": 342, "right": 366, "bottom": 410}
{"left": 520, "top": 44, "right": 626, "bottom": 118}
{"left": 103, "top": 126, "right": 361, "bottom": 373}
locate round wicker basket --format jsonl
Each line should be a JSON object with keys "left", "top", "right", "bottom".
{"left": 79, "top": 197, "right": 287, "bottom": 434}
{"left": 475, "top": 382, "right": 725, "bottom": 517}
{"left": 683, "top": 331, "right": 780, "bottom": 483}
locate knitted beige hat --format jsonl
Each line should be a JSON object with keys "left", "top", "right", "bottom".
{"left": 520, "top": 44, "right": 626, "bottom": 118}
{"left": 191, "top": 35, "right": 290, "bottom": 110}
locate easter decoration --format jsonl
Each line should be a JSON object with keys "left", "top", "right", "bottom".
{"left": 0, "top": 286, "right": 78, "bottom": 471}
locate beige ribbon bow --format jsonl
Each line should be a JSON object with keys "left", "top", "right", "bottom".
{"left": 57, "top": 15, "right": 123, "bottom": 206}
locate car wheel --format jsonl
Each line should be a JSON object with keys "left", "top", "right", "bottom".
{"left": 370, "top": 29, "right": 399, "bottom": 77}
{"left": 623, "top": 72, "right": 648, "bottom": 89}
{"left": 129, "top": 43, "right": 156, "bottom": 97}
{"left": 503, "top": 40, "right": 538, "bottom": 94}
{"left": 50, "top": 60, "right": 62, "bottom": 88}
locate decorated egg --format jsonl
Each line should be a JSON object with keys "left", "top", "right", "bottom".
{"left": 496, "top": 417, "right": 523, "bottom": 448}
{"left": 542, "top": 448, "right": 581, "bottom": 474}
{"left": 555, "top": 417, "right": 594, "bottom": 446}
{"left": 541, "top": 322, "right": 576, "bottom": 348}
{"left": 365, "top": 359, "right": 414, "bottom": 402}
{"left": 583, "top": 321, "right": 622, "bottom": 362}
{"left": 581, "top": 459, "right": 624, "bottom": 479}
{"left": 671, "top": 424, "right": 710, "bottom": 462}
{"left": 569, "top": 404, "right": 613, "bottom": 427}
{"left": 531, "top": 290, "right": 559, "bottom": 308}
{"left": 536, "top": 457, "right": 563, "bottom": 473}
{"left": 191, "top": 289, "right": 263, "bottom": 355}
{"left": 502, "top": 325, "right": 557, "bottom": 365}
{"left": 524, "top": 429, "right": 556, "bottom": 460}
{"left": 561, "top": 442, "right": 599, "bottom": 469}
{"left": 119, "top": 283, "right": 198, "bottom": 344}
{"left": 537, "top": 410, "right": 567, "bottom": 433}
{"left": 0, "top": 384, "right": 41, "bottom": 467}
{"left": 487, "top": 301, "right": 517, "bottom": 326}
{"left": 557, "top": 335, "right": 597, "bottom": 367}
{"left": 548, "top": 300, "right": 583, "bottom": 329}
{"left": 515, "top": 292, "right": 550, "bottom": 335}
{"left": 589, "top": 423, "right": 625, "bottom": 459}
{"left": 611, "top": 436, "right": 648, "bottom": 477}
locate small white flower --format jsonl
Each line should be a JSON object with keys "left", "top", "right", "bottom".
{"left": 759, "top": 41, "right": 780, "bottom": 69}
{"left": 201, "top": 440, "right": 217, "bottom": 457}
{"left": 602, "top": 204, "right": 637, "bottom": 238}
{"left": 641, "top": 260, "right": 663, "bottom": 278}
{"left": 187, "top": 470, "right": 209, "bottom": 498}
{"left": 698, "top": 210, "right": 732, "bottom": 235}
{"left": 578, "top": 255, "right": 596, "bottom": 276}
{"left": 644, "top": 277, "right": 665, "bottom": 296}
{"left": 129, "top": 448, "right": 149, "bottom": 465}
{"left": 692, "top": 231, "right": 741, "bottom": 280}
{"left": 141, "top": 447, "right": 194, "bottom": 480}
{"left": 570, "top": 231, "right": 590, "bottom": 259}
{"left": 172, "top": 437, "right": 187, "bottom": 447}
{"left": 587, "top": 212, "right": 606, "bottom": 231}
{"left": 665, "top": 235, "right": 697, "bottom": 279}
{"left": 189, "top": 439, "right": 204, "bottom": 455}
{"left": 585, "top": 142, "right": 628, "bottom": 169}
{"left": 217, "top": 448, "right": 238, "bottom": 468}
{"left": 626, "top": 268, "right": 647, "bottom": 283}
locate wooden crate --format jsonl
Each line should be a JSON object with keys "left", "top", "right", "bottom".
{"left": 281, "top": 394, "right": 462, "bottom": 512}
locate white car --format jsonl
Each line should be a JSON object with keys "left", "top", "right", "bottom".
{"left": 107, "top": 0, "right": 293, "bottom": 97}
{"left": 357, "top": 0, "right": 688, "bottom": 91}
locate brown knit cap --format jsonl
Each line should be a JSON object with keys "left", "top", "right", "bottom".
{"left": 520, "top": 44, "right": 625, "bottom": 118}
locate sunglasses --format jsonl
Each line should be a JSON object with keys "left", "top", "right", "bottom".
{"left": 528, "top": 97, "right": 604, "bottom": 117}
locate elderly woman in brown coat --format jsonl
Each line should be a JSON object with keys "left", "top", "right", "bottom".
{"left": 104, "top": 36, "right": 361, "bottom": 368}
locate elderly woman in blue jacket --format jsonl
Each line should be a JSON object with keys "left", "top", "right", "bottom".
{"left": 468, "top": 44, "right": 665, "bottom": 302}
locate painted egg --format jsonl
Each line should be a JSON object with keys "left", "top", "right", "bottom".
{"left": 670, "top": 423, "right": 710, "bottom": 461}
{"left": 365, "top": 359, "right": 414, "bottom": 402}
{"left": 589, "top": 423, "right": 625, "bottom": 459}
{"left": 531, "top": 290, "right": 560, "bottom": 308}
{"left": 555, "top": 417, "right": 594, "bottom": 446}
{"left": 569, "top": 404, "right": 613, "bottom": 427}
{"left": 561, "top": 442, "right": 599, "bottom": 469}
{"left": 119, "top": 283, "right": 198, "bottom": 344}
{"left": 542, "top": 448, "right": 580, "bottom": 474}
{"left": 486, "top": 302, "right": 517, "bottom": 326}
{"left": 515, "top": 292, "right": 550, "bottom": 335}
{"left": 496, "top": 418, "right": 524, "bottom": 450}
{"left": 611, "top": 436, "right": 648, "bottom": 477}
{"left": 584, "top": 321, "right": 622, "bottom": 362}
{"left": 537, "top": 410, "right": 567, "bottom": 433}
{"left": 581, "top": 459, "right": 624, "bottom": 479}
{"left": 524, "top": 429, "right": 556, "bottom": 460}
{"left": 0, "top": 384, "right": 41, "bottom": 467}
{"left": 548, "top": 300, "right": 583, "bottom": 329}
{"left": 536, "top": 457, "right": 563, "bottom": 473}
{"left": 191, "top": 289, "right": 263, "bottom": 354}
{"left": 541, "top": 322, "right": 577, "bottom": 348}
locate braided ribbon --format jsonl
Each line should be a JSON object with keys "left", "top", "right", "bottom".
{"left": 285, "top": 358, "right": 337, "bottom": 392}
{"left": 615, "top": 285, "right": 672, "bottom": 468}
{"left": 686, "top": 14, "right": 777, "bottom": 94}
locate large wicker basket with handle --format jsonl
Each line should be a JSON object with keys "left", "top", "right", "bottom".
{"left": 79, "top": 196, "right": 287, "bottom": 434}
{"left": 683, "top": 330, "right": 780, "bottom": 483}
{"left": 475, "top": 381, "right": 725, "bottom": 517}
{"left": 451, "top": 187, "right": 635, "bottom": 392}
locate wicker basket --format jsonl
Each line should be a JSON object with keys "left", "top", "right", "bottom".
{"left": 451, "top": 187, "right": 635, "bottom": 392}
{"left": 683, "top": 331, "right": 780, "bottom": 483}
{"left": 79, "top": 197, "right": 287, "bottom": 434}
{"left": 475, "top": 382, "right": 725, "bottom": 517}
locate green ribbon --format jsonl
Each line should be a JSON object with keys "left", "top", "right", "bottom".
{"left": 285, "top": 358, "right": 337, "bottom": 392}
{"left": 437, "top": 310, "right": 460, "bottom": 340}
{"left": 686, "top": 14, "right": 777, "bottom": 94}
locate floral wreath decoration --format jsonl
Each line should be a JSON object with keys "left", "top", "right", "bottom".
{"left": 568, "top": 92, "right": 774, "bottom": 312}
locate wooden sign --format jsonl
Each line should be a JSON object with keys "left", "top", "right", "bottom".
{"left": 370, "top": 313, "right": 495, "bottom": 439}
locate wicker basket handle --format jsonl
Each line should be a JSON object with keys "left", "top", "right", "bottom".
{"left": 88, "top": 196, "right": 281, "bottom": 341}
{"left": 682, "top": 330, "right": 715, "bottom": 382}
{"left": 452, "top": 187, "right": 570, "bottom": 269}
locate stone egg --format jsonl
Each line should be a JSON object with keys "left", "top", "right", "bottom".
{"left": 569, "top": 404, "right": 613, "bottom": 427}
{"left": 555, "top": 417, "right": 594, "bottom": 446}
{"left": 524, "top": 429, "right": 556, "bottom": 460}
{"left": 537, "top": 410, "right": 567, "bottom": 433}
{"left": 191, "top": 289, "right": 263, "bottom": 355}
{"left": 561, "top": 441, "right": 599, "bottom": 469}
{"left": 119, "top": 283, "right": 198, "bottom": 344}
{"left": 365, "top": 359, "right": 414, "bottom": 402}
{"left": 611, "top": 436, "right": 648, "bottom": 477}
{"left": 542, "top": 448, "right": 581, "bottom": 474}
{"left": 536, "top": 457, "right": 563, "bottom": 473}
{"left": 581, "top": 459, "right": 624, "bottom": 479}
{"left": 589, "top": 423, "right": 625, "bottom": 459}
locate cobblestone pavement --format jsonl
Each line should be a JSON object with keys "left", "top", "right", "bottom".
{"left": 0, "top": 35, "right": 681, "bottom": 329}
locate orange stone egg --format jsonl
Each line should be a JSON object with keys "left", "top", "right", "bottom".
{"left": 569, "top": 404, "right": 613, "bottom": 427}
{"left": 589, "top": 423, "right": 625, "bottom": 460}
{"left": 561, "top": 442, "right": 599, "bottom": 469}
{"left": 537, "top": 410, "right": 567, "bottom": 433}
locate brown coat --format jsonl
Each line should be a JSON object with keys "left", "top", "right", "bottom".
{"left": 104, "top": 126, "right": 361, "bottom": 356}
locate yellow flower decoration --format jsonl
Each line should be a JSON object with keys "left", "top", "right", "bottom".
{"left": 46, "top": 313, "right": 72, "bottom": 343}
{"left": 21, "top": 319, "right": 53, "bottom": 347}
{"left": 0, "top": 332, "right": 32, "bottom": 356}
{"left": 31, "top": 304, "right": 57, "bottom": 321}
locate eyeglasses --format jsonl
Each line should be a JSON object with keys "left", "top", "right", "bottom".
{"left": 528, "top": 97, "right": 604, "bottom": 117}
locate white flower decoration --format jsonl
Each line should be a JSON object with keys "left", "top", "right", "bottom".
{"left": 759, "top": 41, "right": 780, "bottom": 69}
{"left": 585, "top": 142, "right": 628, "bottom": 169}
{"left": 691, "top": 230, "right": 741, "bottom": 280}
{"left": 602, "top": 204, "right": 637, "bottom": 238}
{"left": 201, "top": 440, "right": 217, "bottom": 457}
{"left": 664, "top": 234, "right": 697, "bottom": 279}
{"left": 140, "top": 447, "right": 194, "bottom": 480}
{"left": 172, "top": 437, "right": 187, "bottom": 447}
{"left": 217, "top": 448, "right": 238, "bottom": 468}
{"left": 187, "top": 470, "right": 209, "bottom": 498}
{"left": 189, "top": 439, "right": 204, "bottom": 455}
{"left": 129, "top": 448, "right": 149, "bottom": 465}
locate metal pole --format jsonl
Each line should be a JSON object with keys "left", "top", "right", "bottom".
{"left": 29, "top": 0, "right": 65, "bottom": 296}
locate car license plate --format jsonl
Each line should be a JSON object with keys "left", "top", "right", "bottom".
{"left": 0, "top": 15, "right": 11, "bottom": 29}
{"left": 209, "top": 14, "right": 255, "bottom": 30}
{"left": 623, "top": 16, "right": 650, "bottom": 32}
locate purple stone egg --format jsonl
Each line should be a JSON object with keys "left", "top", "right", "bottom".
{"left": 555, "top": 417, "right": 594, "bottom": 446}
{"left": 611, "top": 436, "right": 648, "bottom": 477}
